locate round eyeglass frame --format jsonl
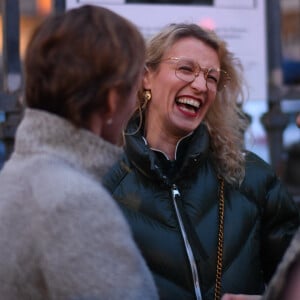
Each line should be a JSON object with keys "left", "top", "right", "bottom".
{"left": 160, "top": 57, "right": 231, "bottom": 92}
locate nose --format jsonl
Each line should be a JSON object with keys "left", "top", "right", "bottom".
{"left": 190, "top": 72, "right": 207, "bottom": 91}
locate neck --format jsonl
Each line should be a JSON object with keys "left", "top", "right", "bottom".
{"left": 147, "top": 133, "right": 179, "bottom": 160}
{"left": 144, "top": 120, "right": 181, "bottom": 161}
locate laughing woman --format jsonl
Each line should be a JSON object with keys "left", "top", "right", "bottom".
{"left": 103, "top": 23, "right": 299, "bottom": 300}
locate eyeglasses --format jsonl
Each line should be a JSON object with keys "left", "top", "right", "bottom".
{"left": 161, "top": 57, "right": 230, "bottom": 92}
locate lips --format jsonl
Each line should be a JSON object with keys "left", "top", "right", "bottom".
{"left": 175, "top": 97, "right": 202, "bottom": 113}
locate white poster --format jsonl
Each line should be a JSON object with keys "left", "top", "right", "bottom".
{"left": 66, "top": 0, "right": 267, "bottom": 101}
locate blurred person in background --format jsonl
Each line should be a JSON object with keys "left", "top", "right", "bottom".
{"left": 0, "top": 5, "right": 158, "bottom": 300}
{"left": 104, "top": 23, "right": 299, "bottom": 300}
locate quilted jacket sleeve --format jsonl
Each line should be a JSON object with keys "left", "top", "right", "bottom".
{"left": 242, "top": 151, "right": 300, "bottom": 282}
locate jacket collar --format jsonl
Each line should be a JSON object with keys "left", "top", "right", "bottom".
{"left": 124, "top": 115, "right": 210, "bottom": 183}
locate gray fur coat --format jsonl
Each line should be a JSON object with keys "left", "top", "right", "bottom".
{"left": 0, "top": 109, "right": 158, "bottom": 300}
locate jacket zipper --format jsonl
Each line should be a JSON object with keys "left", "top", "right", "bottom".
{"left": 171, "top": 184, "right": 202, "bottom": 300}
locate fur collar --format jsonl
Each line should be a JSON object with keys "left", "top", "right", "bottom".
{"left": 14, "top": 108, "right": 122, "bottom": 179}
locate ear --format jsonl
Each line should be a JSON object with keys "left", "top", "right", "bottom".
{"left": 105, "top": 88, "right": 119, "bottom": 119}
{"left": 87, "top": 89, "right": 121, "bottom": 136}
{"left": 143, "top": 67, "right": 152, "bottom": 90}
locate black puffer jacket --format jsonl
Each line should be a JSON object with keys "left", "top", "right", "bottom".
{"left": 103, "top": 120, "right": 299, "bottom": 300}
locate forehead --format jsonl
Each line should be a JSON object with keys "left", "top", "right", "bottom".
{"left": 164, "top": 37, "right": 220, "bottom": 68}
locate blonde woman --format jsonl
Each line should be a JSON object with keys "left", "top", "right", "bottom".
{"left": 104, "top": 23, "right": 299, "bottom": 300}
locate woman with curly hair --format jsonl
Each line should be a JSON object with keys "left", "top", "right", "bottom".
{"left": 103, "top": 23, "right": 299, "bottom": 300}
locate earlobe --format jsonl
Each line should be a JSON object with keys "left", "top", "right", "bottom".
{"left": 106, "top": 118, "right": 113, "bottom": 125}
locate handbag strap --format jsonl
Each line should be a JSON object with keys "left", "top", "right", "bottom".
{"left": 215, "top": 177, "right": 225, "bottom": 300}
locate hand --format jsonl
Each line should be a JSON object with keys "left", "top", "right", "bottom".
{"left": 221, "top": 294, "right": 261, "bottom": 300}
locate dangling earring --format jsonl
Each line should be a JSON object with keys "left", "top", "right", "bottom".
{"left": 143, "top": 90, "right": 152, "bottom": 101}
{"left": 142, "top": 90, "right": 151, "bottom": 110}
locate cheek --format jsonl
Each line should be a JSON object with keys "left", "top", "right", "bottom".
{"left": 151, "top": 79, "right": 181, "bottom": 106}
{"left": 151, "top": 69, "right": 177, "bottom": 94}
{"left": 207, "top": 92, "right": 217, "bottom": 106}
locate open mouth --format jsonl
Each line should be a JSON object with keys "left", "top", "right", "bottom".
{"left": 175, "top": 97, "right": 202, "bottom": 113}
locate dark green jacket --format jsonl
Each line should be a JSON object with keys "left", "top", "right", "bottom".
{"left": 103, "top": 120, "right": 299, "bottom": 300}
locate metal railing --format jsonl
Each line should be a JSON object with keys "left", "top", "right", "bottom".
{"left": 0, "top": 0, "right": 65, "bottom": 167}
{"left": 0, "top": 0, "right": 22, "bottom": 163}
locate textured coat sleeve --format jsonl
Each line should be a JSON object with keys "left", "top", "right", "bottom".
{"left": 31, "top": 165, "right": 158, "bottom": 300}
{"left": 261, "top": 175, "right": 299, "bottom": 281}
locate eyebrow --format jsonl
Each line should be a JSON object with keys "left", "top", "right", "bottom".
{"left": 165, "top": 57, "right": 222, "bottom": 71}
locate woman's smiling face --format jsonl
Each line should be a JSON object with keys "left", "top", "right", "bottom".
{"left": 144, "top": 37, "right": 220, "bottom": 138}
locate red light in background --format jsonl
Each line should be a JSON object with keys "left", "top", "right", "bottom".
{"left": 198, "top": 17, "right": 216, "bottom": 30}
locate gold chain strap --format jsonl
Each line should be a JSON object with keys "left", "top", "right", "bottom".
{"left": 214, "top": 177, "right": 225, "bottom": 300}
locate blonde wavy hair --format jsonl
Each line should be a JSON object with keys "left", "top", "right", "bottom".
{"left": 137, "top": 23, "right": 249, "bottom": 185}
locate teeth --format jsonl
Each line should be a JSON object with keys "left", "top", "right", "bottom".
{"left": 177, "top": 97, "right": 201, "bottom": 108}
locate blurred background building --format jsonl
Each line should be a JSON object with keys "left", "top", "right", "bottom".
{"left": 0, "top": 0, "right": 51, "bottom": 57}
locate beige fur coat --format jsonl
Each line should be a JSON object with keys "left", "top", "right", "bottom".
{"left": 0, "top": 108, "right": 158, "bottom": 300}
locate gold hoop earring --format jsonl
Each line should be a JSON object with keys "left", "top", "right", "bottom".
{"left": 141, "top": 90, "right": 151, "bottom": 110}
{"left": 143, "top": 90, "right": 152, "bottom": 102}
